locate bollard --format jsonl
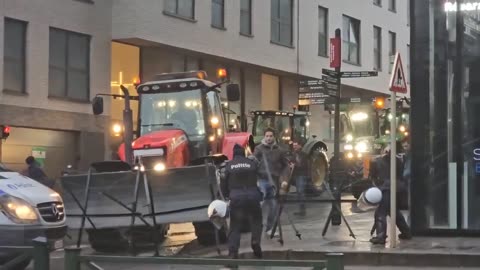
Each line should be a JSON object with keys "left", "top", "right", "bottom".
{"left": 64, "top": 247, "right": 82, "bottom": 270}
{"left": 32, "top": 237, "right": 49, "bottom": 270}
{"left": 326, "top": 253, "right": 344, "bottom": 270}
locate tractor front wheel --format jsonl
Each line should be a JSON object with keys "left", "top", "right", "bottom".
{"left": 308, "top": 147, "right": 329, "bottom": 193}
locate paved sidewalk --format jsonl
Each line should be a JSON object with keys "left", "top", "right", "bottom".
{"left": 180, "top": 201, "right": 480, "bottom": 267}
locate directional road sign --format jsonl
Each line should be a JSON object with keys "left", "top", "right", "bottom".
{"left": 341, "top": 71, "right": 378, "bottom": 78}
{"left": 322, "top": 69, "right": 341, "bottom": 78}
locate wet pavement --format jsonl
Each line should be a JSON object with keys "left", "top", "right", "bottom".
{"left": 19, "top": 194, "right": 480, "bottom": 269}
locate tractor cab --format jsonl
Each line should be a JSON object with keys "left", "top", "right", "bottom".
{"left": 251, "top": 110, "right": 311, "bottom": 146}
{"left": 134, "top": 71, "right": 240, "bottom": 163}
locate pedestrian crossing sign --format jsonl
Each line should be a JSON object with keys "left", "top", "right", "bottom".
{"left": 389, "top": 52, "right": 408, "bottom": 94}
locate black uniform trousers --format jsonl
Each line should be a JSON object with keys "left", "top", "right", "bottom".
{"left": 228, "top": 197, "right": 263, "bottom": 255}
{"left": 374, "top": 190, "right": 410, "bottom": 240}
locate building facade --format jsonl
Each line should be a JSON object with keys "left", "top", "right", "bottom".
{"left": 0, "top": 0, "right": 409, "bottom": 175}
{"left": 411, "top": 0, "right": 480, "bottom": 234}
{"left": 111, "top": 0, "right": 410, "bottom": 151}
{"left": 0, "top": 0, "right": 112, "bottom": 176}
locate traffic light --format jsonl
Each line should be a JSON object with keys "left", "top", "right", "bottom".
{"left": 1, "top": 125, "right": 10, "bottom": 140}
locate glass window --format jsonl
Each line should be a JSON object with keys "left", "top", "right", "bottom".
{"left": 373, "top": 0, "right": 381, "bottom": 6}
{"left": 49, "top": 28, "right": 90, "bottom": 101}
{"left": 374, "top": 26, "right": 382, "bottom": 71}
{"left": 3, "top": 18, "right": 27, "bottom": 93}
{"left": 389, "top": 31, "right": 396, "bottom": 73}
{"left": 388, "top": 0, "right": 396, "bottom": 12}
{"left": 240, "top": 0, "right": 252, "bottom": 35}
{"left": 318, "top": 6, "right": 328, "bottom": 56}
{"left": 271, "top": 0, "right": 293, "bottom": 46}
{"left": 140, "top": 90, "right": 205, "bottom": 140}
{"left": 212, "top": 0, "right": 224, "bottom": 28}
{"left": 342, "top": 15, "right": 361, "bottom": 65}
{"left": 164, "top": 0, "right": 195, "bottom": 19}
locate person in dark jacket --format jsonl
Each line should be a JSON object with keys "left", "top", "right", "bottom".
{"left": 253, "top": 128, "right": 288, "bottom": 234}
{"left": 292, "top": 140, "right": 309, "bottom": 217}
{"left": 369, "top": 145, "right": 412, "bottom": 245}
{"left": 24, "top": 156, "right": 53, "bottom": 188}
{"left": 221, "top": 144, "right": 263, "bottom": 259}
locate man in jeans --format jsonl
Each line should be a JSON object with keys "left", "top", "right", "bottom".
{"left": 292, "top": 140, "right": 309, "bottom": 217}
{"left": 254, "top": 128, "right": 288, "bottom": 235}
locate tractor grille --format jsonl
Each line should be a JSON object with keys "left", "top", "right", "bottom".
{"left": 37, "top": 202, "right": 65, "bottom": 223}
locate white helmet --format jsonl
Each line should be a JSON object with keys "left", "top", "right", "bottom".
{"left": 208, "top": 200, "right": 229, "bottom": 229}
{"left": 357, "top": 187, "right": 383, "bottom": 211}
{"left": 365, "top": 187, "right": 382, "bottom": 204}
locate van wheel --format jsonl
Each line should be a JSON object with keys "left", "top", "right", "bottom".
{"left": 193, "top": 221, "right": 227, "bottom": 246}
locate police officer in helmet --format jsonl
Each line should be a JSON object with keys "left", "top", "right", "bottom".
{"left": 221, "top": 144, "right": 263, "bottom": 260}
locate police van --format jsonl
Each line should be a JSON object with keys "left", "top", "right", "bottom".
{"left": 0, "top": 163, "right": 66, "bottom": 269}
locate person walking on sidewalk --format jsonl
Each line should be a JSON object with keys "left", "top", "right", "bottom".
{"left": 369, "top": 144, "right": 412, "bottom": 245}
{"left": 221, "top": 144, "right": 263, "bottom": 260}
{"left": 291, "top": 139, "right": 309, "bottom": 217}
{"left": 254, "top": 128, "right": 289, "bottom": 235}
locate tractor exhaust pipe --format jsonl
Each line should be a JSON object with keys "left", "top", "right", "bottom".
{"left": 120, "top": 85, "right": 134, "bottom": 166}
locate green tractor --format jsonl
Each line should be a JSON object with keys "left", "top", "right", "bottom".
{"left": 250, "top": 110, "right": 329, "bottom": 192}
{"left": 372, "top": 97, "right": 410, "bottom": 154}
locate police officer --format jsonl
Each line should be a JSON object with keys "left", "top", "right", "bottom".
{"left": 369, "top": 144, "right": 412, "bottom": 245}
{"left": 221, "top": 144, "right": 263, "bottom": 259}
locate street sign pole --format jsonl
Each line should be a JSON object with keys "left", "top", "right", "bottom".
{"left": 333, "top": 28, "right": 341, "bottom": 161}
{"left": 331, "top": 28, "right": 342, "bottom": 226}
{"left": 389, "top": 90, "right": 397, "bottom": 248}
{"left": 388, "top": 52, "right": 407, "bottom": 248}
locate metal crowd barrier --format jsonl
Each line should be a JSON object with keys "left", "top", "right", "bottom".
{"left": 64, "top": 247, "right": 344, "bottom": 270}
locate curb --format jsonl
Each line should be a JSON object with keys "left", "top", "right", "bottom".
{"left": 235, "top": 250, "right": 480, "bottom": 267}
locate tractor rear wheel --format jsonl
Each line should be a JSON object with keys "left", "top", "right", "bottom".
{"left": 193, "top": 221, "right": 227, "bottom": 246}
{"left": 308, "top": 147, "right": 329, "bottom": 193}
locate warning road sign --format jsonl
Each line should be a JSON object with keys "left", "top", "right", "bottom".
{"left": 389, "top": 53, "right": 408, "bottom": 93}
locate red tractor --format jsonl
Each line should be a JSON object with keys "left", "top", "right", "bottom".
{"left": 114, "top": 70, "right": 254, "bottom": 169}
{"left": 61, "top": 70, "right": 255, "bottom": 251}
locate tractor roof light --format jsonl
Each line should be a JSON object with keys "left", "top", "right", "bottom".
{"left": 217, "top": 68, "right": 228, "bottom": 80}
{"left": 374, "top": 97, "right": 385, "bottom": 110}
{"left": 351, "top": 112, "right": 369, "bottom": 121}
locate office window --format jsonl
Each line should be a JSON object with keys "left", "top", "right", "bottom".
{"left": 212, "top": 0, "right": 225, "bottom": 28}
{"left": 318, "top": 6, "right": 328, "bottom": 56}
{"left": 271, "top": 0, "right": 293, "bottom": 47}
{"left": 49, "top": 28, "right": 90, "bottom": 101}
{"left": 3, "top": 18, "right": 27, "bottom": 93}
{"left": 342, "top": 15, "right": 361, "bottom": 64}
{"left": 374, "top": 26, "right": 382, "bottom": 70}
{"left": 389, "top": 0, "right": 396, "bottom": 12}
{"left": 240, "top": 0, "right": 252, "bottom": 35}
{"left": 373, "top": 0, "right": 381, "bottom": 6}
{"left": 389, "top": 31, "right": 396, "bottom": 72}
{"left": 164, "top": 0, "right": 195, "bottom": 19}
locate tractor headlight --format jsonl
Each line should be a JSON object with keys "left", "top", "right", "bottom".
{"left": 0, "top": 194, "right": 39, "bottom": 224}
{"left": 354, "top": 141, "right": 370, "bottom": 153}
{"left": 153, "top": 162, "right": 166, "bottom": 172}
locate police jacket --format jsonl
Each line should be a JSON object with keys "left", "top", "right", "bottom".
{"left": 221, "top": 156, "right": 261, "bottom": 201}
{"left": 370, "top": 153, "right": 406, "bottom": 192}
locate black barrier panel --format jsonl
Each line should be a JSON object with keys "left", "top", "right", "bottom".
{"left": 60, "top": 171, "right": 147, "bottom": 229}
{"left": 145, "top": 164, "right": 218, "bottom": 224}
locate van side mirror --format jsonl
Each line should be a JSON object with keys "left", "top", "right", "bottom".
{"left": 92, "top": 96, "right": 104, "bottom": 115}
{"left": 226, "top": 84, "right": 240, "bottom": 102}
